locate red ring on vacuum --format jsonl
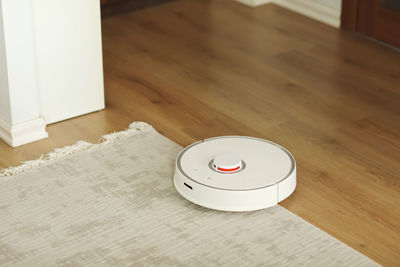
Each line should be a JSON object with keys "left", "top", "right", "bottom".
{"left": 217, "top": 166, "right": 241, "bottom": 172}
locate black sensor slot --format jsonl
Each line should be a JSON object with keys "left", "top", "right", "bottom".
{"left": 184, "top": 183, "right": 193, "bottom": 190}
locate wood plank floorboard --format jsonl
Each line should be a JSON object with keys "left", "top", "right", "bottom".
{"left": 0, "top": 1, "right": 399, "bottom": 265}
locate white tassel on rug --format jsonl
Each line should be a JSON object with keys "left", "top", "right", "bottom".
{"left": 0, "top": 121, "right": 152, "bottom": 178}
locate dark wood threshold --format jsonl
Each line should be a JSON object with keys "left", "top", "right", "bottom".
{"left": 101, "top": 0, "right": 176, "bottom": 19}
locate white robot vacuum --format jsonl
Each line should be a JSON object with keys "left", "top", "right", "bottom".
{"left": 173, "top": 136, "right": 296, "bottom": 212}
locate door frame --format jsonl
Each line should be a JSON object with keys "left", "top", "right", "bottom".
{"left": 340, "top": 0, "right": 359, "bottom": 31}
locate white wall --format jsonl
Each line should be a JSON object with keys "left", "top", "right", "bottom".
{"left": 1, "top": 0, "right": 41, "bottom": 126}
{"left": 0, "top": 0, "right": 47, "bottom": 146}
{"left": 32, "top": 0, "right": 105, "bottom": 124}
{"left": 0, "top": 1, "right": 11, "bottom": 126}
{"left": 315, "top": 0, "right": 341, "bottom": 11}
{"left": 0, "top": 0, "right": 104, "bottom": 146}
{"left": 2, "top": 0, "right": 41, "bottom": 124}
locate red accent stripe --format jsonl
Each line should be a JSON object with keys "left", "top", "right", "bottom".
{"left": 217, "top": 166, "right": 240, "bottom": 172}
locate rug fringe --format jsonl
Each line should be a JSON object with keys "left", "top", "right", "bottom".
{"left": 0, "top": 122, "right": 152, "bottom": 178}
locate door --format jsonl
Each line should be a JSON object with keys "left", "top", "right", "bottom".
{"left": 341, "top": 0, "right": 400, "bottom": 49}
{"left": 100, "top": 0, "right": 123, "bottom": 4}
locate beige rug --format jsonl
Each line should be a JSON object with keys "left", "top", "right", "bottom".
{"left": 0, "top": 122, "right": 378, "bottom": 266}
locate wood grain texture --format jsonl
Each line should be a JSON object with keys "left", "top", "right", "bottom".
{"left": 1, "top": 0, "right": 399, "bottom": 265}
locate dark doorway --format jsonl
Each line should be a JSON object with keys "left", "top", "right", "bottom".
{"left": 341, "top": 0, "right": 400, "bottom": 49}
{"left": 100, "top": 0, "right": 175, "bottom": 18}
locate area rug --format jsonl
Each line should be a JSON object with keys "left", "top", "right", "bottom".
{"left": 0, "top": 122, "right": 378, "bottom": 266}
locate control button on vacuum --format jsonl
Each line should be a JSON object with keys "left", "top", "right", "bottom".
{"left": 212, "top": 154, "right": 242, "bottom": 173}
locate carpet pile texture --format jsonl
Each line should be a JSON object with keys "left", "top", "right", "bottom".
{"left": 0, "top": 122, "right": 378, "bottom": 266}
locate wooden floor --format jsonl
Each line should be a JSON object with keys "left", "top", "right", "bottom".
{"left": 1, "top": 0, "right": 400, "bottom": 265}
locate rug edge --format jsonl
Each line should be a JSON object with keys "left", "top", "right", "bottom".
{"left": 0, "top": 121, "right": 153, "bottom": 179}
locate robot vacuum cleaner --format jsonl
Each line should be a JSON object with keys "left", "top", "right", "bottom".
{"left": 173, "top": 136, "right": 296, "bottom": 212}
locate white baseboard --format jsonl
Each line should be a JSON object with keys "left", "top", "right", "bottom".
{"left": 234, "top": 0, "right": 274, "bottom": 7}
{"left": 0, "top": 118, "right": 48, "bottom": 147}
{"left": 274, "top": 0, "right": 340, "bottom": 28}
{"left": 233, "top": 0, "right": 340, "bottom": 28}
